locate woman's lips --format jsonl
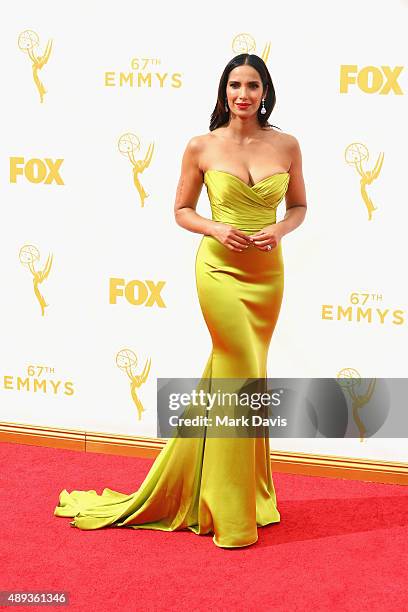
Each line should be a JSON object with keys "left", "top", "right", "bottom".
{"left": 236, "top": 103, "right": 250, "bottom": 108}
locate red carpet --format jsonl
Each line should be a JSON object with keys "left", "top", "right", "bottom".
{"left": 1, "top": 441, "right": 407, "bottom": 611}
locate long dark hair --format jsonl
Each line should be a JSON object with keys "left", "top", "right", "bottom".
{"left": 209, "top": 53, "right": 281, "bottom": 132}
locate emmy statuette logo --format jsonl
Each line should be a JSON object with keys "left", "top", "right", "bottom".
{"left": 18, "top": 30, "right": 53, "bottom": 103}
{"left": 232, "top": 33, "right": 271, "bottom": 64}
{"left": 116, "top": 349, "right": 152, "bottom": 420}
{"left": 19, "top": 244, "right": 53, "bottom": 316}
{"left": 344, "top": 143, "right": 384, "bottom": 221}
{"left": 337, "top": 368, "right": 377, "bottom": 442}
{"left": 118, "top": 133, "right": 155, "bottom": 207}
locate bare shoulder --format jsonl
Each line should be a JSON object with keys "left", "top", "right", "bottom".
{"left": 179, "top": 134, "right": 208, "bottom": 175}
{"left": 270, "top": 129, "right": 300, "bottom": 148}
{"left": 183, "top": 132, "right": 215, "bottom": 173}
{"left": 275, "top": 130, "right": 303, "bottom": 168}
{"left": 278, "top": 130, "right": 307, "bottom": 206}
{"left": 184, "top": 133, "right": 210, "bottom": 153}
{"left": 286, "top": 132, "right": 302, "bottom": 150}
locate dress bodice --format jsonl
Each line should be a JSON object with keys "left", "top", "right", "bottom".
{"left": 204, "top": 169, "right": 290, "bottom": 232}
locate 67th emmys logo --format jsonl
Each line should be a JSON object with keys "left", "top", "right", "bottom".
{"left": 104, "top": 57, "right": 182, "bottom": 88}
{"left": 18, "top": 30, "right": 53, "bottom": 103}
{"left": 116, "top": 349, "right": 151, "bottom": 420}
{"left": 322, "top": 291, "right": 404, "bottom": 325}
{"left": 118, "top": 133, "right": 155, "bottom": 207}
{"left": 3, "top": 364, "right": 74, "bottom": 396}
{"left": 19, "top": 244, "right": 53, "bottom": 316}
{"left": 344, "top": 143, "right": 384, "bottom": 221}
{"left": 232, "top": 33, "right": 271, "bottom": 63}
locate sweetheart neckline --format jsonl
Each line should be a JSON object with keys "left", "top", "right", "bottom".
{"left": 204, "top": 168, "right": 290, "bottom": 189}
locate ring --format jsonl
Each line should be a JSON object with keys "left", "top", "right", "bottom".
{"left": 266, "top": 245, "right": 272, "bottom": 251}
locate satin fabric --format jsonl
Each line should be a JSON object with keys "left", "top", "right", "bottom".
{"left": 54, "top": 169, "right": 290, "bottom": 548}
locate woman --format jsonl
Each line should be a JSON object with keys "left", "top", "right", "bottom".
{"left": 54, "top": 53, "right": 307, "bottom": 548}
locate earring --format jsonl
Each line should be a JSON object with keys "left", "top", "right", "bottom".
{"left": 225, "top": 101, "right": 229, "bottom": 112}
{"left": 260, "top": 98, "right": 266, "bottom": 115}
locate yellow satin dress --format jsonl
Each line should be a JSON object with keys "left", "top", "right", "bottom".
{"left": 54, "top": 169, "right": 290, "bottom": 548}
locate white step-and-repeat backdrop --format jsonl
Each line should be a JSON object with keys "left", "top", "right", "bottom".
{"left": 1, "top": 0, "right": 407, "bottom": 462}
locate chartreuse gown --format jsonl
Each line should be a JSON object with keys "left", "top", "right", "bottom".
{"left": 54, "top": 169, "right": 290, "bottom": 548}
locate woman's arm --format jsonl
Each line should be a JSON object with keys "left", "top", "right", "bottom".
{"left": 249, "top": 135, "right": 307, "bottom": 250}
{"left": 174, "top": 137, "right": 251, "bottom": 252}
{"left": 276, "top": 135, "right": 307, "bottom": 237}
{"left": 174, "top": 137, "right": 218, "bottom": 236}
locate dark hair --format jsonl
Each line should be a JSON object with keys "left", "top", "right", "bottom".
{"left": 209, "top": 53, "right": 281, "bottom": 131}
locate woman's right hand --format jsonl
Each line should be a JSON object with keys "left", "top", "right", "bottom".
{"left": 210, "top": 222, "right": 251, "bottom": 252}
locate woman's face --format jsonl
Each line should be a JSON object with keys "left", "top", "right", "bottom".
{"left": 225, "top": 65, "right": 266, "bottom": 116}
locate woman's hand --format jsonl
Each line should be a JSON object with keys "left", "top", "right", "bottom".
{"left": 210, "top": 222, "right": 251, "bottom": 252}
{"left": 247, "top": 224, "right": 284, "bottom": 251}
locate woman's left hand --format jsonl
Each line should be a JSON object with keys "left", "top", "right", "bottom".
{"left": 247, "top": 224, "right": 284, "bottom": 251}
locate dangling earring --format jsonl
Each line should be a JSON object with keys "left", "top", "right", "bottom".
{"left": 225, "top": 101, "right": 229, "bottom": 112}
{"left": 260, "top": 98, "right": 266, "bottom": 115}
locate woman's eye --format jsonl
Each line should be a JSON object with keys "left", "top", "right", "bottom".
{"left": 230, "top": 84, "right": 258, "bottom": 88}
